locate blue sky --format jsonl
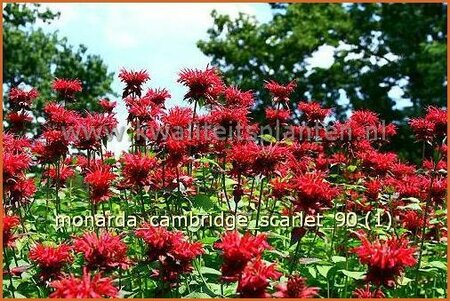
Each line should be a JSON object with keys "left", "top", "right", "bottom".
{"left": 35, "top": 3, "right": 408, "bottom": 154}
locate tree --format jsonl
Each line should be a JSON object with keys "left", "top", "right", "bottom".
{"left": 3, "top": 4, "right": 115, "bottom": 117}
{"left": 198, "top": 3, "right": 447, "bottom": 161}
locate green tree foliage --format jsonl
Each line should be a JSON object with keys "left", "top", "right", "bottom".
{"left": 198, "top": 3, "right": 447, "bottom": 160}
{"left": 3, "top": 3, "right": 114, "bottom": 115}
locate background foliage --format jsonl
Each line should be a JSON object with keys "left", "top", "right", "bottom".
{"left": 3, "top": 4, "right": 114, "bottom": 122}
{"left": 198, "top": 3, "right": 447, "bottom": 161}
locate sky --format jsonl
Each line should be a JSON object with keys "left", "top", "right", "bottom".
{"left": 34, "top": 3, "right": 407, "bottom": 155}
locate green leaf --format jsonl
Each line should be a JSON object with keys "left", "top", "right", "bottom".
{"left": 427, "top": 261, "right": 447, "bottom": 271}
{"left": 331, "top": 256, "right": 346, "bottom": 263}
{"left": 259, "top": 134, "right": 277, "bottom": 143}
{"left": 193, "top": 194, "right": 215, "bottom": 211}
{"left": 184, "top": 292, "right": 212, "bottom": 298}
{"left": 200, "top": 267, "right": 222, "bottom": 276}
{"left": 317, "top": 265, "right": 333, "bottom": 278}
{"left": 339, "top": 270, "right": 365, "bottom": 280}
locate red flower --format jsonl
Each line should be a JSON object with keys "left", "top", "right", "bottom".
{"left": 50, "top": 268, "right": 118, "bottom": 298}
{"left": 73, "top": 231, "right": 130, "bottom": 271}
{"left": 119, "top": 68, "right": 150, "bottom": 98}
{"left": 3, "top": 152, "right": 32, "bottom": 180}
{"left": 125, "top": 96, "right": 162, "bottom": 123}
{"left": 253, "top": 144, "right": 287, "bottom": 176}
{"left": 162, "top": 106, "right": 192, "bottom": 129}
{"left": 7, "top": 176, "right": 36, "bottom": 204}
{"left": 84, "top": 165, "right": 116, "bottom": 204}
{"left": 425, "top": 106, "right": 446, "bottom": 136}
{"left": 9, "top": 87, "right": 39, "bottom": 109}
{"left": 264, "top": 80, "right": 296, "bottom": 104}
{"left": 227, "top": 142, "right": 259, "bottom": 176}
{"left": 400, "top": 210, "right": 425, "bottom": 233}
{"left": 352, "top": 232, "right": 417, "bottom": 287}
{"left": 409, "top": 118, "right": 434, "bottom": 141}
{"left": 145, "top": 88, "right": 171, "bottom": 107}
{"left": 223, "top": 86, "right": 254, "bottom": 108}
{"left": 3, "top": 214, "right": 20, "bottom": 247}
{"left": 121, "top": 152, "right": 157, "bottom": 188}
{"left": 177, "top": 67, "right": 224, "bottom": 103}
{"left": 352, "top": 284, "right": 385, "bottom": 298}
{"left": 135, "top": 224, "right": 203, "bottom": 283}
{"left": 210, "top": 106, "right": 249, "bottom": 135}
{"left": 359, "top": 150, "right": 398, "bottom": 175}
{"left": 273, "top": 275, "right": 319, "bottom": 298}
{"left": 214, "top": 231, "right": 271, "bottom": 282}
{"left": 292, "top": 172, "right": 339, "bottom": 213}
{"left": 7, "top": 111, "right": 33, "bottom": 132}
{"left": 237, "top": 257, "right": 281, "bottom": 298}
{"left": 135, "top": 223, "right": 184, "bottom": 261}
{"left": 350, "top": 110, "right": 379, "bottom": 126}
{"left": 52, "top": 78, "right": 82, "bottom": 99}
{"left": 298, "top": 101, "right": 330, "bottom": 122}
{"left": 70, "top": 113, "right": 117, "bottom": 151}
{"left": 44, "top": 103, "right": 79, "bottom": 127}
{"left": 29, "top": 244, "right": 73, "bottom": 280}
{"left": 98, "top": 99, "right": 116, "bottom": 113}
{"left": 44, "top": 164, "right": 75, "bottom": 187}
{"left": 265, "top": 108, "right": 291, "bottom": 124}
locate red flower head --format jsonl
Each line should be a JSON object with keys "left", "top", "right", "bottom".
{"left": 237, "top": 257, "right": 281, "bottom": 298}
{"left": 274, "top": 275, "right": 319, "bottom": 298}
{"left": 119, "top": 68, "right": 150, "bottom": 98}
{"left": 352, "top": 232, "right": 417, "bottom": 287}
{"left": 121, "top": 152, "right": 157, "bottom": 188}
{"left": 227, "top": 142, "right": 259, "bottom": 176}
{"left": 3, "top": 214, "right": 20, "bottom": 247}
{"left": 135, "top": 223, "right": 184, "bottom": 261}
{"left": 71, "top": 113, "right": 118, "bottom": 151}
{"left": 162, "top": 106, "right": 192, "bottom": 129}
{"left": 44, "top": 103, "right": 79, "bottom": 127}
{"left": 292, "top": 172, "right": 339, "bottom": 213}
{"left": 3, "top": 152, "right": 32, "bottom": 180}
{"left": 214, "top": 231, "right": 271, "bottom": 282}
{"left": 7, "top": 111, "right": 33, "bottom": 132}
{"left": 253, "top": 144, "right": 287, "bottom": 176}
{"left": 400, "top": 210, "right": 426, "bottom": 233}
{"left": 298, "top": 101, "right": 330, "bottom": 122}
{"left": 49, "top": 268, "right": 118, "bottom": 298}
{"left": 9, "top": 87, "right": 39, "bottom": 109}
{"left": 84, "top": 165, "right": 116, "bottom": 204}
{"left": 29, "top": 244, "right": 73, "bottom": 280}
{"left": 264, "top": 80, "right": 296, "bottom": 104}
{"left": 359, "top": 150, "right": 398, "bottom": 176}
{"left": 269, "top": 178, "right": 292, "bottom": 199}
{"left": 350, "top": 110, "right": 380, "bottom": 127}
{"left": 52, "top": 78, "right": 82, "bottom": 100}
{"left": 265, "top": 108, "right": 291, "bottom": 125}
{"left": 125, "top": 96, "right": 162, "bottom": 123}
{"left": 425, "top": 106, "right": 447, "bottom": 137}
{"left": 98, "top": 99, "right": 116, "bottom": 113}
{"left": 73, "top": 231, "right": 130, "bottom": 271}
{"left": 8, "top": 176, "right": 36, "bottom": 204}
{"left": 44, "top": 164, "right": 75, "bottom": 187}
{"left": 145, "top": 88, "right": 171, "bottom": 107}
{"left": 223, "top": 86, "right": 254, "bottom": 108}
{"left": 210, "top": 106, "right": 249, "bottom": 136}
{"left": 177, "top": 67, "right": 224, "bottom": 103}
{"left": 135, "top": 224, "right": 203, "bottom": 283}
{"left": 409, "top": 117, "right": 435, "bottom": 142}
{"left": 352, "top": 284, "right": 385, "bottom": 298}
